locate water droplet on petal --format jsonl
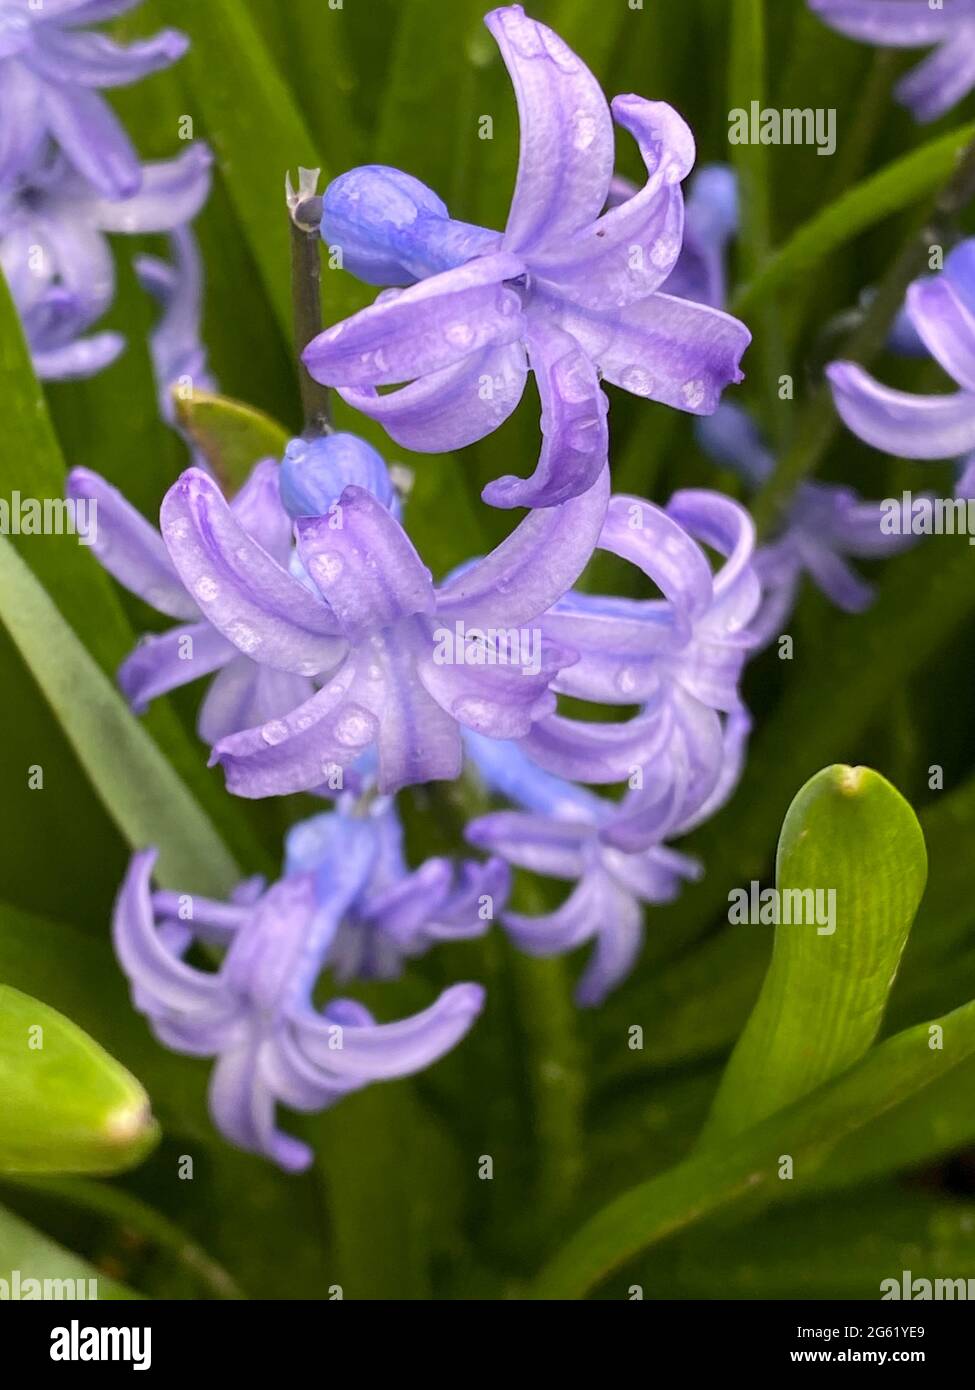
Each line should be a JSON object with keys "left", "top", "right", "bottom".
{"left": 261, "top": 719, "right": 289, "bottom": 746}
{"left": 616, "top": 666, "right": 638, "bottom": 695}
{"left": 681, "top": 379, "right": 706, "bottom": 409}
{"left": 227, "top": 621, "right": 259, "bottom": 654}
{"left": 333, "top": 710, "right": 372, "bottom": 748}
{"left": 195, "top": 575, "right": 219, "bottom": 603}
{"left": 620, "top": 365, "right": 655, "bottom": 397}
{"left": 572, "top": 110, "right": 598, "bottom": 151}
{"left": 445, "top": 322, "right": 475, "bottom": 348}
{"left": 312, "top": 552, "right": 344, "bottom": 585}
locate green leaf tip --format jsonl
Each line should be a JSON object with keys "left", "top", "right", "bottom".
{"left": 0, "top": 985, "right": 160, "bottom": 1176}
{"left": 173, "top": 390, "right": 291, "bottom": 495}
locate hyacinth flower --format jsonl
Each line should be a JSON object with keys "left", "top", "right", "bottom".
{"left": 194, "top": 466, "right": 611, "bottom": 797}
{"left": 464, "top": 732, "right": 701, "bottom": 1005}
{"left": 0, "top": 143, "right": 211, "bottom": 380}
{"left": 302, "top": 4, "right": 751, "bottom": 510}
{"left": 135, "top": 225, "right": 217, "bottom": 427}
{"left": 516, "top": 489, "right": 759, "bottom": 853}
{"left": 808, "top": 0, "right": 975, "bottom": 123}
{"left": 114, "top": 803, "right": 492, "bottom": 1170}
{"left": 698, "top": 404, "right": 918, "bottom": 648}
{"left": 0, "top": 0, "right": 188, "bottom": 197}
{"left": 826, "top": 240, "right": 975, "bottom": 459}
{"left": 285, "top": 799, "right": 509, "bottom": 981}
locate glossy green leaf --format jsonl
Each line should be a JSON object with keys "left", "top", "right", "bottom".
{"left": 535, "top": 994, "right": 975, "bottom": 1298}
{"left": 0, "top": 986, "right": 158, "bottom": 1175}
{"left": 703, "top": 766, "right": 927, "bottom": 1141}
{"left": 0, "top": 537, "right": 239, "bottom": 897}
{"left": 174, "top": 390, "right": 291, "bottom": 493}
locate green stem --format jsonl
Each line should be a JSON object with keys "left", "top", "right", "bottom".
{"left": 287, "top": 168, "right": 332, "bottom": 437}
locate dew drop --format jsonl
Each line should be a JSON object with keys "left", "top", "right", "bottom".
{"left": 261, "top": 719, "right": 289, "bottom": 746}
{"left": 334, "top": 710, "right": 372, "bottom": 747}
{"left": 681, "top": 379, "right": 706, "bottom": 409}
{"left": 445, "top": 322, "right": 475, "bottom": 348}
{"left": 195, "top": 575, "right": 219, "bottom": 603}
{"left": 620, "top": 365, "right": 655, "bottom": 397}
{"left": 572, "top": 110, "right": 598, "bottom": 151}
{"left": 312, "top": 551, "right": 344, "bottom": 584}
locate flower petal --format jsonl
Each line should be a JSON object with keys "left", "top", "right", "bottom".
{"left": 466, "top": 810, "right": 590, "bottom": 878}
{"left": 906, "top": 272, "right": 975, "bottom": 393}
{"left": 826, "top": 360, "right": 975, "bottom": 457}
{"left": 295, "top": 982, "right": 485, "bottom": 1079}
{"left": 197, "top": 658, "right": 316, "bottom": 746}
{"left": 808, "top": 0, "right": 957, "bottom": 46}
{"left": 485, "top": 4, "right": 614, "bottom": 255}
{"left": 66, "top": 467, "right": 197, "bottom": 618}
{"left": 551, "top": 288, "right": 750, "bottom": 415}
{"left": 303, "top": 252, "right": 525, "bottom": 387}
{"left": 437, "top": 464, "right": 609, "bottom": 629}
{"left": 896, "top": 28, "right": 975, "bottom": 122}
{"left": 0, "top": 61, "right": 44, "bottom": 187}
{"left": 483, "top": 320, "right": 609, "bottom": 508}
{"left": 88, "top": 144, "right": 213, "bottom": 234}
{"left": 118, "top": 621, "right": 234, "bottom": 713}
{"left": 533, "top": 97, "right": 695, "bottom": 310}
{"left": 518, "top": 699, "right": 674, "bottom": 783}
{"left": 26, "top": 25, "right": 188, "bottom": 88}
{"left": 161, "top": 468, "right": 346, "bottom": 675}
{"left": 338, "top": 342, "right": 528, "bottom": 453}
{"left": 296, "top": 487, "right": 435, "bottom": 642}
{"left": 418, "top": 631, "right": 571, "bottom": 740}
{"left": 41, "top": 82, "right": 142, "bottom": 197}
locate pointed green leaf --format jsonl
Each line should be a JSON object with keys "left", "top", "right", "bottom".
{"left": 534, "top": 994, "right": 975, "bottom": 1298}
{"left": 174, "top": 390, "right": 291, "bottom": 494}
{"left": 703, "top": 765, "right": 927, "bottom": 1141}
{"left": 0, "top": 537, "right": 239, "bottom": 896}
{"left": 0, "top": 986, "right": 158, "bottom": 1175}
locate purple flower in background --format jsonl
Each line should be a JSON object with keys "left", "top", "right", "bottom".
{"left": 827, "top": 241, "right": 975, "bottom": 458}
{"left": 808, "top": 0, "right": 975, "bottom": 123}
{"left": 0, "top": 0, "right": 188, "bottom": 197}
{"left": 516, "top": 489, "right": 759, "bottom": 855}
{"left": 187, "top": 466, "right": 609, "bottom": 797}
{"left": 135, "top": 225, "right": 217, "bottom": 427}
{"left": 284, "top": 799, "right": 508, "bottom": 982}
{"left": 303, "top": 4, "right": 750, "bottom": 509}
{"left": 465, "top": 732, "right": 700, "bottom": 1005}
{"left": 114, "top": 814, "right": 488, "bottom": 1170}
{"left": 697, "top": 404, "right": 918, "bottom": 648}
{"left": 67, "top": 458, "right": 319, "bottom": 744}
{"left": 1, "top": 143, "right": 211, "bottom": 380}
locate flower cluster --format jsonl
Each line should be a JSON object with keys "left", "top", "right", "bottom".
{"left": 809, "top": 0, "right": 975, "bottom": 123}
{"left": 56, "top": 4, "right": 916, "bottom": 1169}
{"left": 0, "top": 0, "right": 211, "bottom": 383}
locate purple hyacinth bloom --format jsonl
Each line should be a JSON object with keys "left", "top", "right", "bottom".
{"left": 809, "top": 0, "right": 975, "bottom": 123}
{"left": 135, "top": 225, "right": 217, "bottom": 427}
{"left": 303, "top": 4, "right": 751, "bottom": 510}
{"left": 0, "top": 0, "right": 188, "bottom": 197}
{"left": 514, "top": 489, "right": 759, "bottom": 855}
{"left": 284, "top": 799, "right": 508, "bottom": 981}
{"left": 279, "top": 432, "right": 401, "bottom": 521}
{"left": 464, "top": 732, "right": 700, "bottom": 1005}
{"left": 826, "top": 240, "right": 975, "bottom": 459}
{"left": 697, "top": 403, "right": 918, "bottom": 648}
{"left": 114, "top": 817, "right": 488, "bottom": 1170}
{"left": 1, "top": 143, "right": 211, "bottom": 380}
{"left": 67, "top": 457, "right": 318, "bottom": 744}
{"left": 166, "top": 464, "right": 610, "bottom": 797}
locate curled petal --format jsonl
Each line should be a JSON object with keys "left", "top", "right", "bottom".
{"left": 32, "top": 331, "right": 124, "bottom": 379}
{"left": 88, "top": 144, "right": 213, "bottom": 234}
{"left": 338, "top": 342, "right": 528, "bottom": 454}
{"left": 485, "top": 4, "right": 614, "bottom": 255}
{"left": 906, "top": 273, "right": 975, "bottom": 393}
{"left": 808, "top": 0, "right": 959, "bottom": 45}
{"left": 418, "top": 631, "right": 572, "bottom": 740}
{"left": 229, "top": 459, "right": 293, "bottom": 565}
{"left": 437, "top": 465, "right": 609, "bottom": 629}
{"left": 518, "top": 699, "right": 673, "bottom": 783}
{"left": 302, "top": 252, "right": 526, "bottom": 387}
{"left": 0, "top": 62, "right": 44, "bottom": 187}
{"left": 483, "top": 321, "right": 609, "bottom": 508}
{"left": 212, "top": 661, "right": 379, "bottom": 799}
{"left": 599, "top": 494, "right": 714, "bottom": 624}
{"left": 66, "top": 468, "right": 197, "bottom": 618}
{"left": 372, "top": 629, "right": 464, "bottom": 791}
{"left": 296, "top": 983, "right": 485, "bottom": 1078}
{"left": 296, "top": 487, "right": 435, "bottom": 642}
{"left": 161, "top": 468, "right": 345, "bottom": 675}
{"left": 799, "top": 538, "right": 875, "bottom": 613}
{"left": 826, "top": 360, "right": 975, "bottom": 457}
{"left": 26, "top": 25, "right": 188, "bottom": 89}
{"left": 463, "top": 728, "right": 604, "bottom": 820}
{"left": 197, "top": 659, "right": 316, "bottom": 746}
{"left": 534, "top": 97, "right": 694, "bottom": 309}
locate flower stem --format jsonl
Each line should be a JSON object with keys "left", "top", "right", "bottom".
{"left": 287, "top": 167, "right": 332, "bottom": 437}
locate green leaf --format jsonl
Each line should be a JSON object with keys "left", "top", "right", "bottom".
{"left": 0, "top": 1202, "right": 137, "bottom": 1298}
{"left": 732, "top": 122, "right": 975, "bottom": 316}
{"left": 0, "top": 537, "right": 239, "bottom": 897}
{"left": 0, "top": 986, "right": 158, "bottom": 1176}
{"left": 174, "top": 390, "right": 291, "bottom": 494}
{"left": 534, "top": 994, "right": 975, "bottom": 1298}
{"left": 703, "top": 766, "right": 927, "bottom": 1141}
